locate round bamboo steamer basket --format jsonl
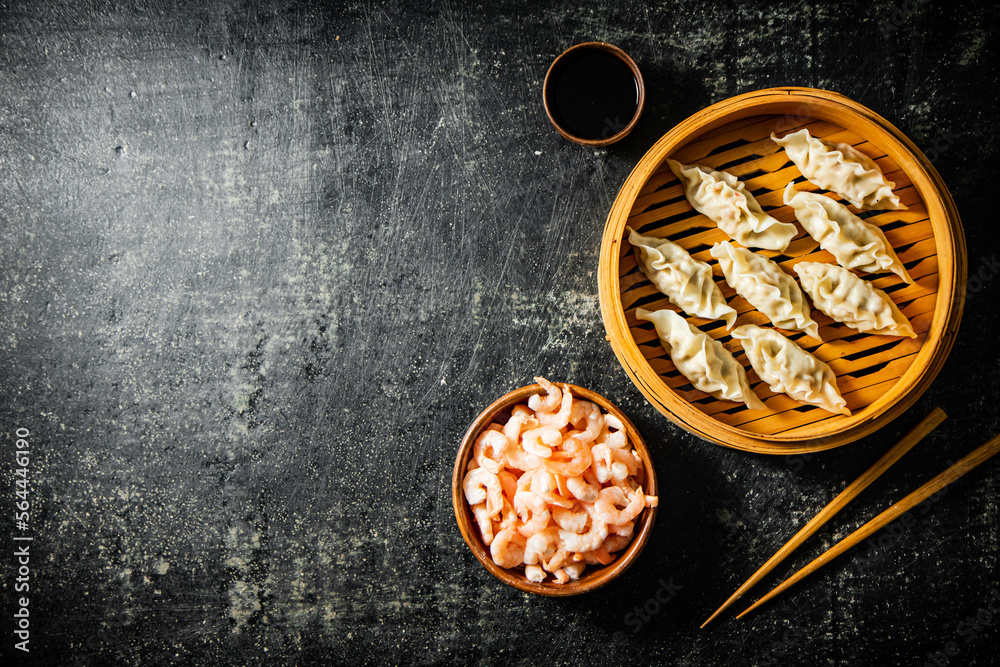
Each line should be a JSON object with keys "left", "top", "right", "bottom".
{"left": 598, "top": 87, "right": 966, "bottom": 454}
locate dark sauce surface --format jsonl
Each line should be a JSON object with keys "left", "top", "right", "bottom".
{"left": 548, "top": 49, "right": 639, "bottom": 140}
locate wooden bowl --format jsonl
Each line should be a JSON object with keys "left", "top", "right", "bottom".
{"left": 598, "top": 87, "right": 966, "bottom": 454}
{"left": 543, "top": 42, "right": 646, "bottom": 147}
{"left": 452, "top": 382, "right": 658, "bottom": 596}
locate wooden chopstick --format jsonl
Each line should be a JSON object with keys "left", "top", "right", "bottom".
{"left": 737, "top": 431, "right": 1000, "bottom": 620}
{"left": 701, "top": 407, "right": 947, "bottom": 628}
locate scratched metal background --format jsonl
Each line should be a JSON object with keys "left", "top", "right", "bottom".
{"left": 0, "top": 0, "right": 998, "bottom": 665}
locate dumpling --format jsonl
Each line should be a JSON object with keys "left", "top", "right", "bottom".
{"left": 771, "top": 128, "right": 905, "bottom": 210}
{"left": 710, "top": 240, "right": 821, "bottom": 339}
{"left": 794, "top": 262, "right": 916, "bottom": 338}
{"left": 628, "top": 226, "right": 737, "bottom": 328}
{"left": 636, "top": 308, "right": 764, "bottom": 410}
{"left": 783, "top": 183, "right": 913, "bottom": 284}
{"left": 731, "top": 324, "right": 850, "bottom": 416}
{"left": 667, "top": 159, "right": 797, "bottom": 252}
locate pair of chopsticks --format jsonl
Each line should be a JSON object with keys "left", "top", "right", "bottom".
{"left": 703, "top": 407, "right": 1000, "bottom": 626}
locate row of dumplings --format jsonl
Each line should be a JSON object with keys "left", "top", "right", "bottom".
{"left": 629, "top": 128, "right": 917, "bottom": 417}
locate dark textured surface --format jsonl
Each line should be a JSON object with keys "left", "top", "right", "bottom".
{"left": 1, "top": 1, "right": 998, "bottom": 665}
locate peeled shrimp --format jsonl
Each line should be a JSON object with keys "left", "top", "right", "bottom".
{"left": 464, "top": 468, "right": 503, "bottom": 518}
{"left": 496, "top": 497, "right": 519, "bottom": 532}
{"left": 543, "top": 436, "right": 592, "bottom": 477}
{"left": 528, "top": 376, "right": 562, "bottom": 413}
{"left": 591, "top": 443, "right": 638, "bottom": 483}
{"left": 525, "top": 564, "right": 546, "bottom": 583}
{"left": 569, "top": 400, "right": 604, "bottom": 444}
{"left": 609, "top": 521, "right": 634, "bottom": 539}
{"left": 503, "top": 405, "right": 539, "bottom": 445}
{"left": 543, "top": 548, "right": 570, "bottom": 572}
{"left": 514, "top": 491, "right": 551, "bottom": 537}
{"left": 596, "top": 413, "right": 628, "bottom": 449}
{"left": 523, "top": 526, "right": 560, "bottom": 566}
{"left": 497, "top": 470, "right": 518, "bottom": 502}
{"left": 471, "top": 503, "right": 494, "bottom": 546}
{"left": 522, "top": 425, "right": 561, "bottom": 458}
{"left": 473, "top": 427, "right": 508, "bottom": 474}
{"left": 490, "top": 529, "right": 525, "bottom": 568}
{"left": 603, "top": 534, "right": 631, "bottom": 553}
{"left": 533, "top": 379, "right": 572, "bottom": 429}
{"left": 552, "top": 503, "right": 589, "bottom": 533}
{"left": 590, "top": 546, "right": 615, "bottom": 565}
{"left": 594, "top": 486, "right": 645, "bottom": 525}
{"left": 563, "top": 562, "right": 586, "bottom": 580}
{"left": 529, "top": 470, "right": 575, "bottom": 509}
{"left": 566, "top": 469, "right": 600, "bottom": 503}
{"left": 504, "top": 439, "right": 545, "bottom": 472}
{"left": 559, "top": 516, "right": 608, "bottom": 553}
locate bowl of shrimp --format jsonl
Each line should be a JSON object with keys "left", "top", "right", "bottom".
{"left": 452, "top": 377, "right": 658, "bottom": 596}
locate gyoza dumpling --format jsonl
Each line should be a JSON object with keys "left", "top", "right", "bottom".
{"left": 710, "top": 240, "right": 821, "bottom": 339}
{"left": 771, "top": 129, "right": 905, "bottom": 210}
{"left": 794, "top": 262, "right": 916, "bottom": 338}
{"left": 636, "top": 308, "right": 764, "bottom": 410}
{"left": 732, "top": 324, "right": 850, "bottom": 416}
{"left": 628, "top": 226, "right": 737, "bottom": 328}
{"left": 783, "top": 183, "right": 913, "bottom": 284}
{"left": 667, "top": 159, "right": 797, "bottom": 252}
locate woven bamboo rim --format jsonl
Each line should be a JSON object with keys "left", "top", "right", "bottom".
{"left": 598, "top": 87, "right": 965, "bottom": 454}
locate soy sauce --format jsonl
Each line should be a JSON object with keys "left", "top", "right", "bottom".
{"left": 547, "top": 49, "right": 639, "bottom": 141}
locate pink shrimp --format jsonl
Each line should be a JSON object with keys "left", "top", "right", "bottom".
{"left": 596, "top": 413, "right": 628, "bottom": 449}
{"left": 525, "top": 564, "right": 546, "bottom": 583}
{"left": 514, "top": 490, "right": 551, "bottom": 537}
{"left": 594, "top": 486, "right": 646, "bottom": 525}
{"left": 542, "top": 435, "right": 592, "bottom": 477}
{"left": 528, "top": 376, "right": 562, "bottom": 412}
{"left": 503, "top": 405, "right": 539, "bottom": 445}
{"left": 569, "top": 399, "right": 604, "bottom": 444}
{"left": 566, "top": 468, "right": 600, "bottom": 503}
{"left": 590, "top": 546, "right": 615, "bottom": 565}
{"left": 473, "top": 427, "right": 508, "bottom": 474}
{"left": 497, "top": 497, "right": 519, "bottom": 532}
{"left": 532, "top": 378, "right": 572, "bottom": 429}
{"left": 523, "top": 526, "right": 560, "bottom": 565}
{"left": 552, "top": 569, "right": 570, "bottom": 584}
{"left": 504, "top": 439, "right": 544, "bottom": 472}
{"left": 563, "top": 562, "right": 586, "bottom": 580}
{"left": 574, "top": 549, "right": 611, "bottom": 564}
{"left": 591, "top": 443, "right": 614, "bottom": 483}
{"left": 609, "top": 521, "right": 634, "bottom": 539}
{"left": 529, "top": 470, "right": 574, "bottom": 509}
{"left": 591, "top": 443, "right": 637, "bottom": 483}
{"left": 552, "top": 503, "right": 589, "bottom": 533}
{"left": 521, "top": 425, "right": 561, "bottom": 458}
{"left": 490, "top": 529, "right": 525, "bottom": 569}
{"left": 603, "top": 534, "right": 631, "bottom": 553}
{"left": 559, "top": 515, "right": 608, "bottom": 553}
{"left": 463, "top": 468, "right": 503, "bottom": 518}
{"left": 471, "top": 502, "right": 494, "bottom": 546}
{"left": 497, "top": 470, "right": 518, "bottom": 501}
{"left": 543, "top": 548, "right": 570, "bottom": 572}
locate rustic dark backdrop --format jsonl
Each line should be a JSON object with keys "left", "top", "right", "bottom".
{"left": 1, "top": 0, "right": 998, "bottom": 665}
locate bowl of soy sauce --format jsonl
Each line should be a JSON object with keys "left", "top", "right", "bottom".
{"left": 543, "top": 42, "right": 645, "bottom": 147}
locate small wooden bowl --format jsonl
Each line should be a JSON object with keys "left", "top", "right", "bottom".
{"left": 598, "top": 87, "right": 966, "bottom": 454}
{"left": 543, "top": 42, "right": 646, "bottom": 147}
{"left": 452, "top": 382, "right": 658, "bottom": 596}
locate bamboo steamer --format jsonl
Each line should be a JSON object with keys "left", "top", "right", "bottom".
{"left": 598, "top": 88, "right": 965, "bottom": 454}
